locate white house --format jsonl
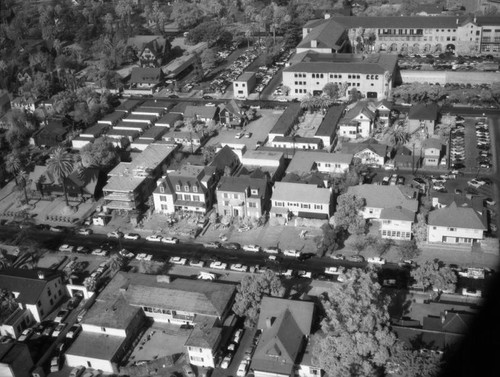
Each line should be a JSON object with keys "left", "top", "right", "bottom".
{"left": 271, "top": 136, "right": 323, "bottom": 150}
{"left": 380, "top": 206, "right": 415, "bottom": 240}
{"left": 185, "top": 326, "right": 222, "bottom": 368}
{"left": 270, "top": 182, "right": 332, "bottom": 220}
{"left": 338, "top": 102, "right": 375, "bottom": 139}
{"left": 422, "top": 138, "right": 443, "bottom": 167}
{"left": 286, "top": 151, "right": 352, "bottom": 176}
{"left": 0, "top": 268, "right": 65, "bottom": 323}
{"left": 427, "top": 202, "right": 487, "bottom": 244}
{"left": 341, "top": 142, "right": 387, "bottom": 167}
{"left": 233, "top": 72, "right": 256, "bottom": 99}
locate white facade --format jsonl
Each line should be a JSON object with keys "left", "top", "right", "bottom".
{"left": 427, "top": 225, "right": 484, "bottom": 244}
{"left": 24, "top": 276, "right": 65, "bottom": 322}
{"left": 81, "top": 323, "right": 127, "bottom": 337}
{"left": 380, "top": 219, "right": 413, "bottom": 240}
{"left": 354, "top": 148, "right": 385, "bottom": 166}
{"left": 423, "top": 147, "right": 440, "bottom": 166}
{"left": 360, "top": 207, "right": 383, "bottom": 219}
{"left": 315, "top": 160, "right": 350, "bottom": 174}
{"left": 186, "top": 346, "right": 217, "bottom": 368}
{"left": 65, "top": 354, "right": 116, "bottom": 374}
{"left": 153, "top": 184, "right": 176, "bottom": 215}
{"left": 298, "top": 364, "right": 322, "bottom": 377}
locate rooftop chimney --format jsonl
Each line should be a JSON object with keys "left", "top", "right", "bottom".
{"left": 311, "top": 40, "right": 318, "bottom": 48}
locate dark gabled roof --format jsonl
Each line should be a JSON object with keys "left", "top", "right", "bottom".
{"left": 348, "top": 184, "right": 419, "bottom": 213}
{"left": 98, "top": 111, "right": 125, "bottom": 124}
{"left": 257, "top": 297, "right": 314, "bottom": 336}
{"left": 0, "top": 268, "right": 62, "bottom": 305}
{"left": 316, "top": 105, "right": 344, "bottom": 137}
{"left": 343, "top": 102, "right": 375, "bottom": 121}
{"left": 185, "top": 326, "right": 221, "bottom": 349}
{"left": 217, "top": 175, "right": 267, "bottom": 197}
{"left": 431, "top": 193, "right": 484, "bottom": 214}
{"left": 341, "top": 142, "right": 387, "bottom": 157}
{"left": 428, "top": 202, "right": 487, "bottom": 230}
{"left": 129, "top": 67, "right": 163, "bottom": 84}
{"left": 422, "top": 138, "right": 443, "bottom": 151}
{"left": 115, "top": 99, "right": 143, "bottom": 112}
{"left": 380, "top": 206, "right": 415, "bottom": 222}
{"left": 297, "top": 19, "right": 347, "bottom": 50}
{"left": 139, "top": 126, "right": 167, "bottom": 140}
{"left": 269, "top": 103, "right": 302, "bottom": 135}
{"left": 219, "top": 99, "right": 242, "bottom": 117}
{"left": 408, "top": 103, "right": 439, "bottom": 120}
{"left": 282, "top": 172, "right": 325, "bottom": 187}
{"left": 184, "top": 105, "right": 217, "bottom": 119}
{"left": 209, "top": 145, "right": 239, "bottom": 171}
{"left": 273, "top": 136, "right": 322, "bottom": 145}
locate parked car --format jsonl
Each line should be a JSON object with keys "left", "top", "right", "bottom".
{"left": 135, "top": 253, "right": 152, "bottom": 261}
{"left": 396, "top": 176, "right": 405, "bottom": 185}
{"left": 50, "top": 356, "right": 60, "bottom": 373}
{"left": 69, "top": 366, "right": 86, "bottom": 377}
{"left": 67, "top": 295, "right": 82, "bottom": 310}
{"left": 91, "top": 248, "right": 108, "bottom": 257}
{"left": 331, "top": 254, "right": 345, "bottom": 260}
{"left": 146, "top": 235, "right": 163, "bottom": 242}
{"left": 325, "top": 267, "right": 340, "bottom": 275}
{"left": 18, "top": 328, "right": 34, "bottom": 342}
{"left": 96, "top": 262, "right": 109, "bottom": 274}
{"left": 233, "top": 329, "right": 244, "bottom": 344}
{"left": 59, "top": 244, "right": 75, "bottom": 253}
{"left": 221, "top": 354, "right": 233, "bottom": 369}
{"left": 204, "top": 242, "right": 221, "bottom": 249}
{"left": 107, "top": 231, "right": 123, "bottom": 239}
{"left": 235, "top": 132, "right": 243, "bottom": 139}
{"left": 50, "top": 226, "right": 66, "bottom": 233}
{"left": 198, "top": 272, "right": 217, "bottom": 280}
{"left": 236, "top": 360, "right": 249, "bottom": 377}
{"left": 347, "top": 255, "right": 365, "bottom": 262}
{"left": 189, "top": 259, "right": 205, "bottom": 268}
{"left": 77, "top": 228, "right": 93, "bottom": 236}
{"left": 119, "top": 249, "right": 135, "bottom": 259}
{"left": 66, "top": 324, "right": 82, "bottom": 339}
{"left": 283, "top": 249, "right": 300, "bottom": 257}
{"left": 54, "top": 309, "right": 69, "bottom": 323}
{"left": 263, "top": 247, "right": 280, "bottom": 254}
{"left": 242, "top": 244, "right": 261, "bottom": 252}
{"left": 210, "top": 261, "right": 227, "bottom": 270}
{"left": 230, "top": 264, "right": 248, "bottom": 272}
{"left": 462, "top": 288, "right": 482, "bottom": 297}
{"left": 223, "top": 242, "right": 240, "bottom": 250}
{"left": 468, "top": 179, "right": 485, "bottom": 189}
{"left": 367, "top": 256, "right": 386, "bottom": 265}
{"left": 42, "top": 323, "right": 55, "bottom": 337}
{"left": 381, "top": 176, "right": 390, "bottom": 185}
{"left": 170, "top": 256, "right": 187, "bottom": 265}
{"left": 52, "top": 323, "right": 66, "bottom": 337}
{"left": 485, "top": 198, "right": 496, "bottom": 206}
{"left": 297, "top": 252, "right": 315, "bottom": 261}
{"left": 123, "top": 233, "right": 140, "bottom": 240}
{"left": 162, "top": 237, "right": 179, "bottom": 244}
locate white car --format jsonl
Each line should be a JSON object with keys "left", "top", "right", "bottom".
{"left": 76, "top": 228, "right": 92, "bottom": 236}
{"left": 221, "top": 355, "right": 232, "bottom": 369}
{"left": 230, "top": 264, "right": 248, "bottom": 272}
{"left": 52, "top": 323, "right": 65, "bottom": 337}
{"left": 135, "top": 253, "right": 152, "bottom": 261}
{"left": 236, "top": 360, "right": 249, "bottom": 377}
{"left": 169, "top": 256, "right": 187, "bottom": 265}
{"left": 50, "top": 356, "right": 60, "bottom": 373}
{"left": 162, "top": 237, "right": 179, "bottom": 244}
{"left": 66, "top": 324, "right": 81, "bottom": 339}
{"left": 283, "top": 249, "right": 300, "bottom": 257}
{"left": 462, "top": 288, "right": 482, "bottom": 297}
{"left": 189, "top": 260, "right": 205, "bottom": 268}
{"left": 263, "top": 247, "right": 280, "bottom": 254}
{"left": 235, "top": 132, "right": 243, "bottom": 139}
{"left": 91, "top": 249, "right": 108, "bottom": 257}
{"left": 107, "top": 231, "right": 123, "bottom": 239}
{"left": 123, "top": 233, "right": 140, "bottom": 240}
{"left": 325, "top": 266, "right": 340, "bottom": 275}
{"left": 242, "top": 244, "right": 261, "bottom": 252}
{"left": 18, "top": 328, "right": 34, "bottom": 342}
{"left": 198, "top": 272, "right": 216, "bottom": 280}
{"left": 233, "top": 329, "right": 244, "bottom": 343}
{"left": 119, "top": 249, "right": 135, "bottom": 259}
{"left": 468, "top": 179, "right": 485, "bottom": 189}
{"left": 298, "top": 270, "right": 312, "bottom": 278}
{"left": 210, "top": 261, "right": 227, "bottom": 270}
{"left": 146, "top": 235, "right": 163, "bottom": 242}
{"left": 367, "top": 257, "right": 386, "bottom": 265}
{"left": 59, "top": 244, "right": 75, "bottom": 253}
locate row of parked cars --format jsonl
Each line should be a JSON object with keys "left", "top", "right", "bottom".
{"left": 475, "top": 119, "right": 492, "bottom": 169}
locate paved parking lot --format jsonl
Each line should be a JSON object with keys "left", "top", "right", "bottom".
{"left": 212, "top": 327, "right": 256, "bottom": 377}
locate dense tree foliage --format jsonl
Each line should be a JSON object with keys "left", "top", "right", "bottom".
{"left": 333, "top": 193, "right": 366, "bottom": 235}
{"left": 411, "top": 260, "right": 457, "bottom": 293}
{"left": 80, "top": 137, "right": 119, "bottom": 171}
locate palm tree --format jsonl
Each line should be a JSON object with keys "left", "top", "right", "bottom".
{"left": 47, "top": 147, "right": 75, "bottom": 207}
{"left": 17, "top": 170, "right": 30, "bottom": 204}
{"left": 300, "top": 93, "right": 316, "bottom": 113}
{"left": 389, "top": 127, "right": 410, "bottom": 147}
{"left": 5, "top": 152, "right": 22, "bottom": 184}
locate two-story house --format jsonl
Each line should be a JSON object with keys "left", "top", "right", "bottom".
{"left": 340, "top": 141, "right": 388, "bottom": 167}
{"left": 128, "top": 67, "right": 164, "bottom": 95}
{"left": 407, "top": 103, "right": 439, "bottom": 135}
{"left": 185, "top": 325, "right": 222, "bottom": 368}
{"left": 233, "top": 72, "right": 256, "bottom": 99}
{"left": 184, "top": 105, "right": 218, "bottom": 123}
{"left": 347, "top": 185, "right": 419, "bottom": 240}
{"left": 427, "top": 201, "right": 487, "bottom": 244}
{"left": 216, "top": 175, "right": 269, "bottom": 218}
{"left": 422, "top": 138, "right": 443, "bottom": 166}
{"left": 218, "top": 100, "right": 244, "bottom": 128}
{"left": 338, "top": 102, "right": 376, "bottom": 139}
{"left": 153, "top": 165, "right": 217, "bottom": 215}
{"left": 251, "top": 297, "right": 315, "bottom": 377}
{"left": 270, "top": 182, "right": 332, "bottom": 220}
{"left": 0, "top": 268, "right": 65, "bottom": 323}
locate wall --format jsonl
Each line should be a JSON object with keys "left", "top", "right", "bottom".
{"left": 26, "top": 276, "right": 65, "bottom": 322}
{"left": 401, "top": 70, "right": 500, "bottom": 85}
{"left": 154, "top": 192, "right": 175, "bottom": 214}
{"left": 65, "top": 354, "right": 117, "bottom": 374}
{"left": 427, "top": 225, "right": 484, "bottom": 243}
{"left": 81, "top": 324, "right": 126, "bottom": 337}
{"left": 187, "top": 346, "right": 216, "bottom": 368}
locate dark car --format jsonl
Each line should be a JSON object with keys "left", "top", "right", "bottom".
{"left": 67, "top": 295, "right": 83, "bottom": 310}
{"left": 297, "top": 253, "right": 315, "bottom": 261}
{"left": 347, "top": 255, "right": 365, "bottom": 263}
{"left": 202, "top": 95, "right": 214, "bottom": 100}
{"left": 396, "top": 176, "right": 405, "bottom": 185}
{"left": 36, "top": 224, "right": 50, "bottom": 230}
{"left": 168, "top": 94, "right": 179, "bottom": 98}
{"left": 223, "top": 242, "right": 241, "bottom": 250}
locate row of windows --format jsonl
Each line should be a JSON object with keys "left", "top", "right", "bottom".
{"left": 295, "top": 88, "right": 306, "bottom": 94}
{"left": 174, "top": 184, "right": 199, "bottom": 193}
{"left": 274, "top": 202, "right": 323, "bottom": 210}
{"left": 382, "top": 230, "right": 411, "bottom": 238}
{"left": 273, "top": 144, "right": 319, "bottom": 149}
{"left": 483, "top": 29, "right": 500, "bottom": 33}
{"left": 234, "top": 82, "right": 246, "bottom": 87}
{"left": 294, "top": 73, "right": 306, "bottom": 78}
{"left": 311, "top": 73, "right": 324, "bottom": 78}
{"left": 178, "top": 194, "right": 201, "bottom": 202}
{"left": 223, "top": 201, "right": 257, "bottom": 208}
{"left": 294, "top": 81, "right": 306, "bottom": 85}
{"left": 187, "top": 347, "right": 205, "bottom": 353}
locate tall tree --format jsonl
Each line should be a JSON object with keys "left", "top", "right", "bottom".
{"left": 313, "top": 268, "right": 397, "bottom": 376}
{"left": 80, "top": 137, "right": 119, "bottom": 170}
{"left": 410, "top": 260, "right": 457, "bottom": 294}
{"left": 232, "top": 270, "right": 285, "bottom": 327}
{"left": 5, "top": 151, "right": 22, "bottom": 184}
{"left": 388, "top": 342, "right": 443, "bottom": 377}
{"left": 323, "top": 82, "right": 339, "bottom": 99}
{"left": 333, "top": 193, "right": 366, "bottom": 235}
{"left": 46, "top": 147, "right": 75, "bottom": 206}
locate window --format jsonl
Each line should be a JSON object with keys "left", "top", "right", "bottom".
{"left": 47, "top": 289, "right": 52, "bottom": 297}
{"left": 448, "top": 227, "right": 456, "bottom": 231}
{"left": 301, "top": 203, "right": 310, "bottom": 209}
{"left": 223, "top": 193, "right": 229, "bottom": 198}
{"left": 275, "top": 201, "right": 284, "bottom": 207}
{"left": 233, "top": 194, "right": 239, "bottom": 199}
{"left": 160, "top": 195, "right": 167, "bottom": 202}
{"left": 193, "top": 186, "right": 198, "bottom": 193}
{"left": 224, "top": 201, "right": 230, "bottom": 206}
{"left": 160, "top": 186, "right": 164, "bottom": 193}
{"left": 248, "top": 202, "right": 257, "bottom": 208}
{"left": 192, "top": 195, "right": 200, "bottom": 202}
{"left": 87, "top": 361, "right": 92, "bottom": 368}
{"left": 101, "top": 327, "right": 106, "bottom": 332}
{"left": 175, "top": 184, "right": 181, "bottom": 191}
{"left": 184, "top": 185, "right": 189, "bottom": 191}
{"left": 184, "top": 194, "right": 191, "bottom": 201}
{"left": 235, "top": 83, "right": 238, "bottom": 87}
{"left": 314, "top": 204, "right": 322, "bottom": 210}
{"left": 161, "top": 204, "right": 168, "bottom": 210}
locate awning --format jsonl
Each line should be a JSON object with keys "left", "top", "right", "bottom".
{"left": 297, "top": 211, "right": 328, "bottom": 220}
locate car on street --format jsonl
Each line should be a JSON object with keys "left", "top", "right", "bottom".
{"left": 223, "top": 242, "right": 240, "bottom": 250}
{"left": 50, "top": 226, "right": 66, "bottom": 233}
{"left": 162, "top": 236, "right": 179, "bottom": 244}
{"left": 67, "top": 295, "right": 82, "bottom": 310}
{"left": 230, "top": 264, "right": 248, "bottom": 272}
{"left": 198, "top": 272, "right": 216, "bottom": 280}
{"left": 52, "top": 323, "right": 66, "bottom": 337}
{"left": 236, "top": 360, "right": 249, "bottom": 377}
{"left": 325, "top": 266, "right": 341, "bottom": 275}
{"left": 96, "top": 262, "right": 109, "bottom": 274}
{"left": 235, "top": 132, "right": 243, "bottom": 139}
{"left": 75, "top": 246, "right": 90, "bottom": 254}
{"left": 42, "top": 322, "right": 56, "bottom": 337}
{"left": 66, "top": 324, "right": 82, "bottom": 339}
{"left": 331, "top": 254, "right": 345, "bottom": 260}
{"left": 462, "top": 288, "right": 482, "bottom": 297}
{"left": 146, "top": 235, "right": 163, "bottom": 242}
{"left": 242, "top": 244, "right": 261, "bottom": 252}
{"left": 119, "top": 249, "right": 135, "bottom": 259}
{"left": 283, "top": 249, "right": 300, "bottom": 257}
{"left": 263, "top": 247, "right": 280, "bottom": 254}
{"left": 91, "top": 248, "right": 108, "bottom": 257}
{"left": 396, "top": 176, "right": 405, "bottom": 185}
{"left": 297, "top": 252, "right": 315, "bottom": 261}
{"left": 389, "top": 174, "right": 398, "bottom": 185}
{"left": 233, "top": 329, "right": 244, "bottom": 343}
{"left": 77, "top": 228, "right": 93, "bottom": 236}
{"left": 367, "top": 256, "right": 386, "bottom": 265}
{"left": 347, "top": 255, "right": 365, "bottom": 262}
{"left": 107, "top": 231, "right": 123, "bottom": 239}
{"left": 59, "top": 244, "right": 75, "bottom": 253}
{"left": 485, "top": 198, "right": 496, "bottom": 206}
{"left": 204, "top": 241, "right": 221, "bottom": 249}
{"left": 69, "top": 366, "right": 86, "bottom": 377}
{"left": 50, "top": 356, "right": 60, "bottom": 373}
{"left": 189, "top": 259, "right": 205, "bottom": 268}
{"left": 381, "top": 176, "right": 390, "bottom": 185}
{"left": 268, "top": 255, "right": 282, "bottom": 262}
{"left": 298, "top": 270, "right": 312, "bottom": 278}
{"left": 18, "top": 328, "right": 34, "bottom": 342}
{"left": 123, "top": 233, "right": 140, "bottom": 240}
{"left": 135, "top": 253, "right": 152, "bottom": 261}
{"left": 169, "top": 256, "right": 187, "bottom": 265}
{"left": 221, "top": 354, "right": 233, "bottom": 369}
{"left": 210, "top": 261, "right": 227, "bottom": 270}
{"left": 54, "top": 309, "right": 69, "bottom": 323}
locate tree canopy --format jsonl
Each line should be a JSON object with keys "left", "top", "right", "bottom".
{"left": 80, "top": 137, "right": 119, "bottom": 170}
{"left": 313, "top": 268, "right": 397, "bottom": 376}
{"left": 232, "top": 270, "right": 285, "bottom": 327}
{"left": 410, "top": 260, "right": 457, "bottom": 293}
{"left": 333, "top": 193, "right": 366, "bottom": 235}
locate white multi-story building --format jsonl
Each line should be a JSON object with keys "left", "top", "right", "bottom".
{"left": 380, "top": 206, "right": 414, "bottom": 240}
{"left": 185, "top": 327, "right": 222, "bottom": 368}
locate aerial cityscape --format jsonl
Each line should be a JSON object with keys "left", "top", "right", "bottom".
{"left": 0, "top": 0, "right": 499, "bottom": 376}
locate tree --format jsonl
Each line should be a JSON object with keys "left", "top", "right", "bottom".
{"left": 398, "top": 240, "right": 421, "bottom": 260}
{"left": 322, "top": 82, "right": 339, "bottom": 99}
{"left": 17, "top": 170, "right": 30, "bottom": 205}
{"left": 412, "top": 213, "right": 428, "bottom": 244}
{"left": 300, "top": 93, "right": 316, "bottom": 113}
{"left": 333, "top": 193, "right": 366, "bottom": 235}
{"left": 316, "top": 223, "right": 341, "bottom": 256}
{"left": 410, "top": 260, "right": 457, "bottom": 293}
{"left": 313, "top": 268, "right": 397, "bottom": 376}
{"left": 202, "top": 145, "right": 216, "bottom": 164}
{"left": 352, "top": 234, "right": 367, "bottom": 253}
{"left": 232, "top": 270, "right": 285, "bottom": 327}
{"left": 80, "top": 137, "right": 119, "bottom": 170}
{"left": 171, "top": 2, "right": 204, "bottom": 30}
{"left": 109, "top": 253, "right": 127, "bottom": 274}
{"left": 115, "top": 0, "right": 134, "bottom": 29}
{"left": 46, "top": 147, "right": 75, "bottom": 207}
{"left": 388, "top": 342, "right": 442, "bottom": 377}
{"left": 83, "top": 276, "right": 97, "bottom": 292}
{"left": 5, "top": 151, "right": 23, "bottom": 184}
{"left": 0, "top": 289, "right": 18, "bottom": 321}
{"left": 200, "top": 48, "right": 217, "bottom": 71}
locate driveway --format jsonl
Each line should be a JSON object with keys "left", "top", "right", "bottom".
{"left": 212, "top": 327, "right": 256, "bottom": 377}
